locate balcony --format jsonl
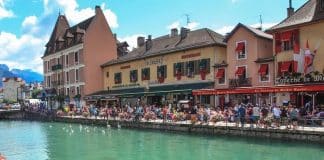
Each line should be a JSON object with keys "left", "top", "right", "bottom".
{"left": 51, "top": 80, "right": 64, "bottom": 87}
{"left": 229, "top": 77, "right": 252, "bottom": 88}
{"left": 51, "top": 64, "right": 63, "bottom": 71}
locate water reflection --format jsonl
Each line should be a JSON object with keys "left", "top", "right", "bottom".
{"left": 0, "top": 121, "right": 323, "bottom": 160}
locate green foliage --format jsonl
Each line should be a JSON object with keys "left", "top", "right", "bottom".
{"left": 32, "top": 89, "right": 42, "bottom": 99}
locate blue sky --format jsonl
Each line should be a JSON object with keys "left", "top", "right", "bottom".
{"left": 0, "top": 0, "right": 306, "bottom": 73}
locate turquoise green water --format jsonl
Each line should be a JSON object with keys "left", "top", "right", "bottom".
{"left": 0, "top": 121, "right": 323, "bottom": 160}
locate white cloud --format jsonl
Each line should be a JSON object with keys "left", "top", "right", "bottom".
{"left": 118, "top": 34, "right": 146, "bottom": 51}
{"left": 167, "top": 21, "right": 200, "bottom": 31}
{"left": 22, "top": 16, "right": 37, "bottom": 27}
{"left": 0, "top": 31, "right": 46, "bottom": 73}
{"left": 186, "top": 22, "right": 199, "bottom": 30}
{"left": 167, "top": 21, "right": 180, "bottom": 30}
{"left": 214, "top": 22, "right": 278, "bottom": 35}
{"left": 250, "top": 22, "right": 277, "bottom": 30}
{"left": 0, "top": 0, "right": 14, "bottom": 19}
{"left": 215, "top": 25, "right": 235, "bottom": 35}
{"left": 43, "top": 0, "right": 118, "bottom": 28}
{"left": 0, "top": 0, "right": 119, "bottom": 74}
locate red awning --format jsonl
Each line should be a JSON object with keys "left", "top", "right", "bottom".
{"left": 281, "top": 31, "right": 292, "bottom": 41}
{"left": 215, "top": 69, "right": 225, "bottom": 78}
{"left": 192, "top": 85, "right": 324, "bottom": 96}
{"left": 235, "top": 66, "right": 245, "bottom": 76}
{"left": 280, "top": 61, "right": 292, "bottom": 72}
{"left": 235, "top": 42, "right": 245, "bottom": 52}
{"left": 258, "top": 64, "right": 268, "bottom": 76}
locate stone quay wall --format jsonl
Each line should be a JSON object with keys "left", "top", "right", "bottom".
{"left": 1, "top": 111, "right": 323, "bottom": 143}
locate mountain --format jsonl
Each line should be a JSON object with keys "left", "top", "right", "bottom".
{"left": 0, "top": 64, "right": 43, "bottom": 87}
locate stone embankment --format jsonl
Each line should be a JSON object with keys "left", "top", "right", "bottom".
{"left": 1, "top": 110, "right": 323, "bottom": 143}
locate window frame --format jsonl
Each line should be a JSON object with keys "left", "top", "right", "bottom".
{"left": 259, "top": 64, "right": 270, "bottom": 82}
{"left": 236, "top": 41, "right": 247, "bottom": 60}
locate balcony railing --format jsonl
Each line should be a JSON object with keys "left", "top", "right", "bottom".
{"left": 229, "top": 77, "right": 252, "bottom": 88}
{"left": 51, "top": 64, "right": 63, "bottom": 71}
{"left": 51, "top": 80, "right": 64, "bottom": 87}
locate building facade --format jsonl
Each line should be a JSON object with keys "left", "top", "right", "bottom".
{"left": 212, "top": 23, "right": 273, "bottom": 107}
{"left": 42, "top": 6, "right": 117, "bottom": 108}
{"left": 89, "top": 28, "right": 226, "bottom": 107}
{"left": 2, "top": 77, "right": 24, "bottom": 102}
{"left": 269, "top": 0, "right": 324, "bottom": 108}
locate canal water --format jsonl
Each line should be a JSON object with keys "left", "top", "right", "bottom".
{"left": 0, "top": 121, "right": 323, "bottom": 160}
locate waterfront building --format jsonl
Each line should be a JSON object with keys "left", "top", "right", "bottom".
{"left": 196, "top": 23, "right": 273, "bottom": 107}
{"left": 2, "top": 77, "right": 24, "bottom": 102}
{"left": 195, "top": 0, "right": 324, "bottom": 110}
{"left": 42, "top": 6, "right": 117, "bottom": 108}
{"left": 89, "top": 28, "right": 226, "bottom": 107}
{"left": 268, "top": 0, "right": 324, "bottom": 108}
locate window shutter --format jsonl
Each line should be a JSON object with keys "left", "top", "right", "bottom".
{"left": 206, "top": 58, "right": 210, "bottom": 73}
{"left": 148, "top": 68, "right": 150, "bottom": 80}
{"left": 173, "top": 63, "right": 177, "bottom": 77}
{"left": 194, "top": 60, "right": 199, "bottom": 75}
{"left": 184, "top": 62, "right": 188, "bottom": 76}
{"left": 164, "top": 65, "right": 167, "bottom": 78}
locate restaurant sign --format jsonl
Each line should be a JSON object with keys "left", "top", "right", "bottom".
{"left": 112, "top": 83, "right": 140, "bottom": 89}
{"left": 275, "top": 74, "right": 324, "bottom": 84}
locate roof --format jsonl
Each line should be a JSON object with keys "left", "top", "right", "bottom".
{"left": 101, "top": 28, "right": 226, "bottom": 67}
{"left": 224, "top": 23, "right": 273, "bottom": 42}
{"left": 43, "top": 14, "right": 95, "bottom": 57}
{"left": 269, "top": 0, "right": 324, "bottom": 31}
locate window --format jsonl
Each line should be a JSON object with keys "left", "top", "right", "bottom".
{"left": 74, "top": 51, "right": 79, "bottom": 64}
{"left": 235, "top": 66, "right": 246, "bottom": 79}
{"left": 130, "top": 70, "right": 138, "bottom": 82}
{"left": 321, "top": 0, "right": 324, "bottom": 10}
{"left": 47, "top": 76, "right": 51, "bottom": 87}
{"left": 157, "top": 65, "right": 167, "bottom": 80}
{"left": 215, "top": 68, "right": 225, "bottom": 84}
{"left": 259, "top": 64, "right": 269, "bottom": 82}
{"left": 76, "top": 86, "right": 80, "bottom": 95}
{"left": 65, "top": 55, "right": 69, "bottom": 66}
{"left": 142, "top": 68, "right": 150, "bottom": 80}
{"left": 114, "top": 72, "right": 122, "bottom": 84}
{"left": 47, "top": 61, "right": 50, "bottom": 71}
{"left": 57, "top": 58, "right": 60, "bottom": 64}
{"left": 75, "top": 69, "right": 79, "bottom": 82}
{"left": 200, "top": 95, "right": 210, "bottom": 105}
{"left": 173, "top": 63, "right": 183, "bottom": 78}
{"left": 58, "top": 74, "right": 61, "bottom": 85}
{"left": 236, "top": 41, "right": 246, "bottom": 59}
{"left": 66, "top": 72, "right": 69, "bottom": 83}
{"left": 66, "top": 88, "right": 70, "bottom": 95}
{"left": 283, "top": 40, "right": 293, "bottom": 51}
{"left": 186, "top": 61, "right": 195, "bottom": 77}
{"left": 106, "top": 72, "right": 109, "bottom": 78}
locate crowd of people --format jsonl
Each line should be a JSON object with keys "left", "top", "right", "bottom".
{"left": 55, "top": 101, "right": 324, "bottom": 129}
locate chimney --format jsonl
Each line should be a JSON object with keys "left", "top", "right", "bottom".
{"left": 287, "top": 0, "right": 294, "bottom": 17}
{"left": 180, "top": 27, "right": 189, "bottom": 39}
{"left": 95, "top": 5, "right": 101, "bottom": 15}
{"left": 171, "top": 28, "right": 178, "bottom": 37}
{"left": 137, "top": 36, "right": 145, "bottom": 47}
{"left": 145, "top": 35, "right": 152, "bottom": 51}
{"left": 113, "top": 33, "right": 117, "bottom": 41}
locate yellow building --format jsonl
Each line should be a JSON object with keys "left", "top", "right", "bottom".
{"left": 91, "top": 28, "right": 226, "bottom": 107}
{"left": 269, "top": 0, "right": 324, "bottom": 108}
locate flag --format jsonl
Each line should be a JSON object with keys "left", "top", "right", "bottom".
{"left": 304, "top": 40, "right": 317, "bottom": 74}
{"left": 293, "top": 48, "right": 304, "bottom": 73}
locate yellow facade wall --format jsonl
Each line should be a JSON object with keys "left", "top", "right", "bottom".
{"left": 102, "top": 46, "right": 226, "bottom": 90}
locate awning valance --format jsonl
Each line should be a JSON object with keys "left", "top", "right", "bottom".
{"left": 258, "top": 64, "right": 268, "bottom": 76}
{"left": 235, "top": 66, "right": 245, "bottom": 76}
{"left": 193, "top": 85, "right": 324, "bottom": 95}
{"left": 215, "top": 69, "right": 225, "bottom": 78}
{"left": 235, "top": 42, "right": 245, "bottom": 52}
{"left": 280, "top": 61, "right": 292, "bottom": 72}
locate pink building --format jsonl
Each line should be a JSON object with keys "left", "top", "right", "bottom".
{"left": 213, "top": 23, "right": 273, "bottom": 107}
{"left": 42, "top": 6, "right": 117, "bottom": 107}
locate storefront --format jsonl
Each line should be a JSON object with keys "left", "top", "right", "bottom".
{"left": 193, "top": 85, "right": 324, "bottom": 109}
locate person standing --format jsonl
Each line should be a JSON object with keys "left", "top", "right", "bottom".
{"left": 238, "top": 104, "right": 246, "bottom": 128}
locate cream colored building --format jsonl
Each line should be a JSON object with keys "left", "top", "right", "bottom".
{"left": 92, "top": 28, "right": 226, "bottom": 107}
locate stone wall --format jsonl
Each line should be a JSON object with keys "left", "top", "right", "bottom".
{"left": 1, "top": 111, "right": 323, "bottom": 143}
